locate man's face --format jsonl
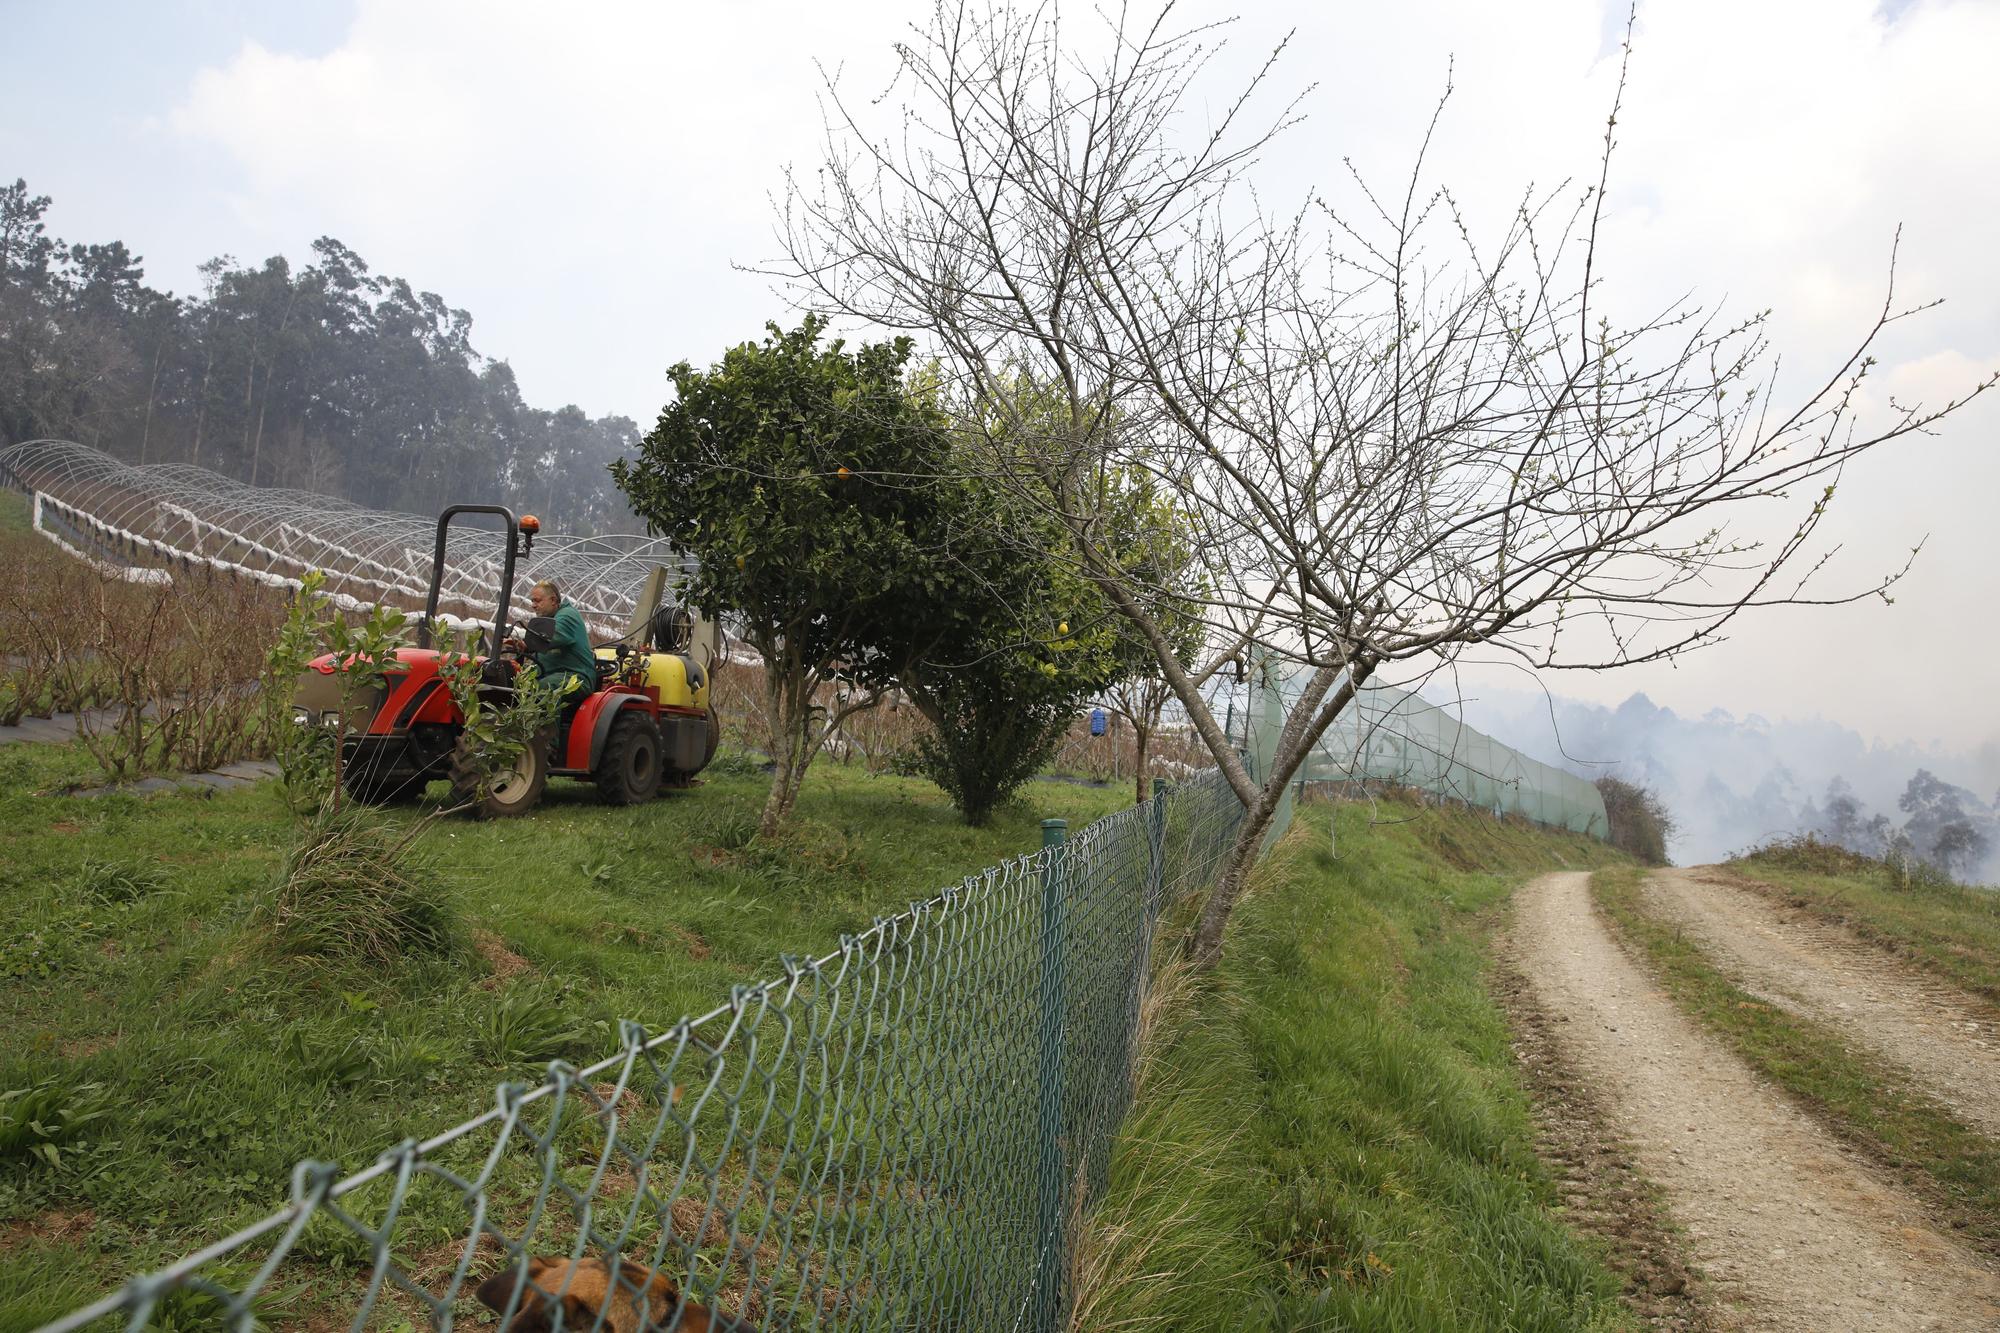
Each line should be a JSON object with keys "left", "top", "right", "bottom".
{"left": 530, "top": 587, "right": 558, "bottom": 616}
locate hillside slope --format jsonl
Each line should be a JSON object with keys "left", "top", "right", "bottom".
{"left": 1081, "top": 798, "right": 1643, "bottom": 1331}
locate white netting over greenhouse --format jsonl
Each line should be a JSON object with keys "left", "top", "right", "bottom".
{"left": 1265, "top": 660, "right": 1608, "bottom": 837}
{"left": 0, "top": 439, "right": 690, "bottom": 639}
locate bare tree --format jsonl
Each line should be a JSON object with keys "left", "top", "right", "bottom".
{"left": 775, "top": 1, "right": 1994, "bottom": 964}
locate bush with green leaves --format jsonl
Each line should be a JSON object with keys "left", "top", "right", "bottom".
{"left": 261, "top": 572, "right": 413, "bottom": 811}
{"left": 902, "top": 447, "right": 1203, "bottom": 824}
{"left": 614, "top": 316, "right": 967, "bottom": 835}
{"left": 435, "top": 643, "right": 564, "bottom": 805}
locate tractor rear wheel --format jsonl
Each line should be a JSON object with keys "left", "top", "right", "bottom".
{"left": 450, "top": 728, "right": 549, "bottom": 818}
{"left": 702, "top": 706, "right": 721, "bottom": 768}
{"left": 596, "top": 711, "right": 664, "bottom": 805}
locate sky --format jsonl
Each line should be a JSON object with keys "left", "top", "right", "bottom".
{"left": 4, "top": 0, "right": 1995, "bottom": 755}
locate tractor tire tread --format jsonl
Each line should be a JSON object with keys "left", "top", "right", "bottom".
{"left": 597, "top": 710, "right": 664, "bottom": 805}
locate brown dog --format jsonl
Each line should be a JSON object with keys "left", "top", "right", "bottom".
{"left": 475, "top": 1256, "right": 718, "bottom": 1333}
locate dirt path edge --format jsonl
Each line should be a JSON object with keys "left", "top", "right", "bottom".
{"left": 1490, "top": 949, "right": 1716, "bottom": 1330}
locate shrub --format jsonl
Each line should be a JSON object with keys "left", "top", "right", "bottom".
{"left": 1595, "top": 775, "right": 1676, "bottom": 865}
{"left": 909, "top": 694, "right": 1070, "bottom": 826}
{"left": 261, "top": 802, "right": 457, "bottom": 967}
{"left": 71, "top": 567, "right": 286, "bottom": 778}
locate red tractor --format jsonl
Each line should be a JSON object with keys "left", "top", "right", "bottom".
{"left": 292, "top": 505, "right": 719, "bottom": 816}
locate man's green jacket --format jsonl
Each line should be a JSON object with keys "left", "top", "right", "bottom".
{"left": 533, "top": 602, "right": 596, "bottom": 704}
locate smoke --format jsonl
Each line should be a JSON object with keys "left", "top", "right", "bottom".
{"left": 1448, "top": 688, "right": 2000, "bottom": 884}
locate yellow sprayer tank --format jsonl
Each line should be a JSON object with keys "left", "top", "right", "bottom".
{"left": 596, "top": 648, "right": 708, "bottom": 711}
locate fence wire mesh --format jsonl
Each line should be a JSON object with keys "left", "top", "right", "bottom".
{"left": 43, "top": 770, "right": 1245, "bottom": 1333}
{"left": 1259, "top": 664, "right": 1608, "bottom": 838}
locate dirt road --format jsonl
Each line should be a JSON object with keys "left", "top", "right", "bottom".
{"left": 1509, "top": 871, "right": 2000, "bottom": 1331}
{"left": 1644, "top": 866, "right": 2000, "bottom": 1140}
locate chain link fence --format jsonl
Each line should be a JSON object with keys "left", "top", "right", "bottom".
{"left": 43, "top": 769, "right": 1246, "bottom": 1333}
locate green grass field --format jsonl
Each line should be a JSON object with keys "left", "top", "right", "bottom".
{"left": 1080, "top": 799, "right": 1635, "bottom": 1332}
{"left": 0, "top": 742, "right": 1129, "bottom": 1327}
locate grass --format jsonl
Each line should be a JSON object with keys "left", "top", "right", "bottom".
{"left": 1591, "top": 863, "right": 2000, "bottom": 1252}
{"left": 1080, "top": 798, "right": 1635, "bottom": 1332}
{"left": 0, "top": 741, "right": 1129, "bottom": 1328}
{"left": 0, "top": 488, "right": 29, "bottom": 535}
{"left": 1726, "top": 839, "right": 2000, "bottom": 1002}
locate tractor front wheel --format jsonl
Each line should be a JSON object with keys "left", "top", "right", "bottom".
{"left": 450, "top": 729, "right": 550, "bottom": 818}
{"left": 596, "top": 711, "right": 664, "bottom": 805}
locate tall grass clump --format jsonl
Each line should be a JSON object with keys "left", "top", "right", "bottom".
{"left": 261, "top": 802, "right": 457, "bottom": 967}
{"left": 1069, "top": 890, "right": 1273, "bottom": 1331}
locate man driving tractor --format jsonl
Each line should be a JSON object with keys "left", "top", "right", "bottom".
{"left": 513, "top": 578, "right": 597, "bottom": 715}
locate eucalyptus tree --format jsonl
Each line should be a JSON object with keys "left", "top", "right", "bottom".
{"left": 775, "top": 1, "right": 1995, "bottom": 963}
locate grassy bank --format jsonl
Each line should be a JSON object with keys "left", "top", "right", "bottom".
{"left": 1591, "top": 864, "right": 2000, "bottom": 1251}
{"left": 1726, "top": 839, "right": 2000, "bottom": 1002}
{"left": 0, "top": 742, "right": 1127, "bottom": 1326}
{"left": 1082, "top": 799, "right": 1633, "bottom": 1331}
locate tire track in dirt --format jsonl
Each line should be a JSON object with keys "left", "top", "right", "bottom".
{"left": 1645, "top": 866, "right": 2000, "bottom": 1140}
{"left": 1509, "top": 871, "right": 2000, "bottom": 1331}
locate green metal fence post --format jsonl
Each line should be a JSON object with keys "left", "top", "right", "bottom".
{"left": 1147, "top": 778, "right": 1168, "bottom": 915}
{"left": 1034, "top": 817, "right": 1069, "bottom": 1333}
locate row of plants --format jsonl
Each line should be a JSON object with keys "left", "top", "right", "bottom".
{"left": 0, "top": 526, "right": 289, "bottom": 775}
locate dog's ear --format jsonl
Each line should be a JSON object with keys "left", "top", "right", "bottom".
{"left": 557, "top": 1291, "right": 600, "bottom": 1332}
{"left": 614, "top": 1259, "right": 680, "bottom": 1328}
{"left": 477, "top": 1261, "right": 557, "bottom": 1332}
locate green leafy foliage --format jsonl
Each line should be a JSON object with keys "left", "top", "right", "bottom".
{"left": 435, "top": 639, "right": 564, "bottom": 805}
{"left": 615, "top": 316, "right": 966, "bottom": 831}
{"left": 1594, "top": 775, "right": 1676, "bottom": 865}
{"left": 473, "top": 987, "right": 590, "bottom": 1068}
{"left": 262, "top": 574, "right": 418, "bottom": 812}
{"left": 902, "top": 392, "right": 1205, "bottom": 823}
{"left": 0, "top": 1077, "right": 112, "bottom": 1171}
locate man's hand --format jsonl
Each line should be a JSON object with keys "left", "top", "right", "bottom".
{"left": 503, "top": 636, "right": 525, "bottom": 653}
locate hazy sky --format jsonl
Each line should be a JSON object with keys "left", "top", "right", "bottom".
{"left": 6, "top": 0, "right": 1994, "bottom": 751}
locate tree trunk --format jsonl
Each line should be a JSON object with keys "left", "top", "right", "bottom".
{"left": 138, "top": 343, "right": 161, "bottom": 465}
{"left": 249, "top": 285, "right": 298, "bottom": 487}
{"left": 1132, "top": 722, "right": 1151, "bottom": 806}
{"left": 1189, "top": 790, "right": 1283, "bottom": 967}
{"left": 758, "top": 655, "right": 813, "bottom": 836}
{"left": 190, "top": 337, "right": 215, "bottom": 467}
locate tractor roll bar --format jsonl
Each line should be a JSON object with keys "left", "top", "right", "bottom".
{"left": 416, "top": 505, "right": 525, "bottom": 650}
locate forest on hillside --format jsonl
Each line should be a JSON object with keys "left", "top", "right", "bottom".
{"left": 1471, "top": 690, "right": 1999, "bottom": 884}
{"left": 0, "top": 178, "right": 640, "bottom": 532}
